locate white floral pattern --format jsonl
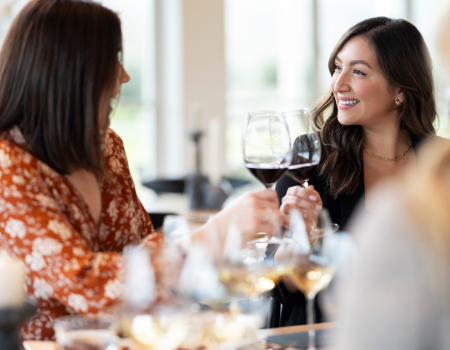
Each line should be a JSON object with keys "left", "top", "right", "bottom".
{"left": 5, "top": 218, "right": 26, "bottom": 239}
{"left": 0, "top": 127, "right": 160, "bottom": 341}
{"left": 67, "top": 293, "right": 88, "bottom": 313}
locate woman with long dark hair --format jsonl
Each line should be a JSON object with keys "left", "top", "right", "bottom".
{"left": 272, "top": 16, "right": 443, "bottom": 327}
{"left": 0, "top": 0, "right": 281, "bottom": 340}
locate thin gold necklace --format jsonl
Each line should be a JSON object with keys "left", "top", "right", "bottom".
{"left": 363, "top": 142, "right": 413, "bottom": 161}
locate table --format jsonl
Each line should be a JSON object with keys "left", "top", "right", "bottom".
{"left": 23, "top": 322, "right": 335, "bottom": 350}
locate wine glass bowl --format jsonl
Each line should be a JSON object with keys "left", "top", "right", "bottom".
{"left": 130, "top": 308, "right": 265, "bottom": 350}
{"left": 285, "top": 133, "right": 322, "bottom": 186}
{"left": 243, "top": 111, "right": 292, "bottom": 189}
{"left": 283, "top": 110, "right": 321, "bottom": 187}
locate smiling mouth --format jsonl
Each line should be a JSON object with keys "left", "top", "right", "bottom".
{"left": 339, "top": 99, "right": 360, "bottom": 106}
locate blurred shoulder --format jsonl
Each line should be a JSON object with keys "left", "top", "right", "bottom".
{"left": 434, "top": 135, "right": 450, "bottom": 143}
{"left": 416, "top": 135, "right": 450, "bottom": 154}
{"left": 105, "top": 128, "right": 124, "bottom": 147}
{"left": 103, "top": 128, "right": 126, "bottom": 157}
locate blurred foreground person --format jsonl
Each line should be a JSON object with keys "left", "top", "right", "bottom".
{"left": 0, "top": 0, "right": 280, "bottom": 340}
{"left": 337, "top": 137, "right": 450, "bottom": 350}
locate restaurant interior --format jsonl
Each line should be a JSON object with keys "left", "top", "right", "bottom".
{"left": 1, "top": 0, "right": 450, "bottom": 349}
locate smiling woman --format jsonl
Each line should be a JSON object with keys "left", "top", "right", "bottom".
{"left": 272, "top": 16, "right": 443, "bottom": 328}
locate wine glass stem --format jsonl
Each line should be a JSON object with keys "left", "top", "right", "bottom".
{"left": 302, "top": 181, "right": 318, "bottom": 235}
{"left": 307, "top": 294, "right": 316, "bottom": 350}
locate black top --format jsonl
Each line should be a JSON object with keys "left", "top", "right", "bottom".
{"left": 269, "top": 134, "right": 422, "bottom": 328}
{"left": 276, "top": 164, "right": 364, "bottom": 232}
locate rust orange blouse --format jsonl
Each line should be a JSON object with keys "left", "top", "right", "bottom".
{"left": 0, "top": 126, "right": 163, "bottom": 340}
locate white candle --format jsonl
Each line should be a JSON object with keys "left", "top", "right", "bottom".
{"left": 208, "top": 117, "right": 221, "bottom": 187}
{"left": 0, "top": 251, "right": 25, "bottom": 308}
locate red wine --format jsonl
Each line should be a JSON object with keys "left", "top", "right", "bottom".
{"left": 285, "top": 163, "right": 316, "bottom": 184}
{"left": 246, "top": 164, "right": 288, "bottom": 188}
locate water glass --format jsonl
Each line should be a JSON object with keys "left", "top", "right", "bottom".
{"left": 54, "top": 315, "right": 119, "bottom": 350}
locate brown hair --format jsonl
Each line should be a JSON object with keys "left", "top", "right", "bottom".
{"left": 0, "top": 0, "right": 122, "bottom": 174}
{"left": 313, "top": 17, "right": 437, "bottom": 198}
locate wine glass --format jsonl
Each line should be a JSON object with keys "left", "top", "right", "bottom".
{"left": 283, "top": 110, "right": 338, "bottom": 233}
{"left": 243, "top": 111, "right": 292, "bottom": 189}
{"left": 54, "top": 315, "right": 119, "bottom": 350}
{"left": 217, "top": 223, "right": 290, "bottom": 299}
{"left": 282, "top": 209, "right": 345, "bottom": 350}
{"left": 283, "top": 109, "right": 321, "bottom": 188}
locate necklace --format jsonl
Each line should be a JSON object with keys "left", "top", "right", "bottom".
{"left": 363, "top": 142, "right": 413, "bottom": 161}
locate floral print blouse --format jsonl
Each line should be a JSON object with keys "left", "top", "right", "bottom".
{"left": 0, "top": 126, "right": 162, "bottom": 340}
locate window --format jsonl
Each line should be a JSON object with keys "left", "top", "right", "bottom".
{"left": 103, "top": 0, "right": 157, "bottom": 206}
{"left": 225, "top": 0, "right": 450, "bottom": 176}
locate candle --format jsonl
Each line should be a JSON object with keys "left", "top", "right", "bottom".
{"left": 0, "top": 251, "right": 25, "bottom": 308}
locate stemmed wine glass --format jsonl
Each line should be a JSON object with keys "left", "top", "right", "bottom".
{"left": 243, "top": 111, "right": 292, "bottom": 189}
{"left": 284, "top": 109, "right": 322, "bottom": 188}
{"left": 283, "top": 109, "right": 321, "bottom": 188}
{"left": 283, "top": 109, "right": 335, "bottom": 233}
{"left": 282, "top": 209, "right": 345, "bottom": 350}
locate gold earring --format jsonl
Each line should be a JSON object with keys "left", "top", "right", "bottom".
{"left": 395, "top": 99, "right": 401, "bottom": 108}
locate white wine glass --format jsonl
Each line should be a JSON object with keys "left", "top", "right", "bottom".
{"left": 283, "top": 209, "right": 344, "bottom": 350}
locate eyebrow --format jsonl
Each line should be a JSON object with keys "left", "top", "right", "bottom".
{"left": 335, "top": 56, "right": 372, "bottom": 69}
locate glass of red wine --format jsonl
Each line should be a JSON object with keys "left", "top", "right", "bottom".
{"left": 283, "top": 109, "right": 321, "bottom": 188}
{"left": 243, "top": 111, "right": 292, "bottom": 189}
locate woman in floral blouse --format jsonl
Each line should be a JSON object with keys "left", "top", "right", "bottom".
{"left": 0, "top": 0, "right": 281, "bottom": 340}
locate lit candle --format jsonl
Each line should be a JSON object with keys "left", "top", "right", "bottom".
{"left": 0, "top": 251, "right": 25, "bottom": 308}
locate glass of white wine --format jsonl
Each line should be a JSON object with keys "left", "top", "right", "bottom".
{"left": 283, "top": 209, "right": 343, "bottom": 350}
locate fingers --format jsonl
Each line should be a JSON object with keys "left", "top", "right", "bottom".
{"left": 249, "top": 189, "right": 279, "bottom": 203}
{"left": 284, "top": 186, "right": 322, "bottom": 208}
{"left": 243, "top": 190, "right": 279, "bottom": 210}
{"left": 281, "top": 196, "right": 322, "bottom": 212}
{"left": 239, "top": 207, "right": 281, "bottom": 240}
{"left": 286, "top": 186, "right": 320, "bottom": 202}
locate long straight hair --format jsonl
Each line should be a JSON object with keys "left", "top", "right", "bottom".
{"left": 0, "top": 0, "right": 123, "bottom": 174}
{"left": 313, "top": 17, "right": 437, "bottom": 198}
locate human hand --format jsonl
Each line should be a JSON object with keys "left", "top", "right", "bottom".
{"left": 280, "top": 185, "right": 322, "bottom": 231}
{"left": 210, "top": 189, "right": 281, "bottom": 244}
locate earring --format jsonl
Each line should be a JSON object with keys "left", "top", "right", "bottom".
{"left": 395, "top": 99, "right": 402, "bottom": 108}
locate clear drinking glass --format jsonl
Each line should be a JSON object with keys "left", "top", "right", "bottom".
{"left": 283, "top": 209, "right": 344, "bottom": 350}
{"left": 283, "top": 109, "right": 321, "bottom": 188}
{"left": 54, "top": 315, "right": 119, "bottom": 350}
{"left": 243, "top": 111, "right": 292, "bottom": 189}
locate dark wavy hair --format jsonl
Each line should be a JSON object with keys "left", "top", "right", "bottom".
{"left": 313, "top": 17, "right": 437, "bottom": 198}
{"left": 0, "top": 0, "right": 122, "bottom": 174}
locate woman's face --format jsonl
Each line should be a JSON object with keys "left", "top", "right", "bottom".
{"left": 330, "top": 35, "right": 403, "bottom": 130}
{"left": 103, "top": 63, "right": 130, "bottom": 128}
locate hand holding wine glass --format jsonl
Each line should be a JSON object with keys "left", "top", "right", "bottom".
{"left": 211, "top": 189, "right": 281, "bottom": 243}
{"left": 280, "top": 109, "right": 323, "bottom": 231}
{"left": 280, "top": 185, "right": 322, "bottom": 232}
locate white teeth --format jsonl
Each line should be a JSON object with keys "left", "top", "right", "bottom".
{"left": 340, "top": 99, "right": 359, "bottom": 106}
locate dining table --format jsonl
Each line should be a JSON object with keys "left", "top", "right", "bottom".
{"left": 23, "top": 322, "right": 335, "bottom": 350}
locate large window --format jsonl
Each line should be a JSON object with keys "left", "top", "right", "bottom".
{"left": 225, "top": 0, "right": 450, "bottom": 175}
{"left": 225, "top": 0, "right": 313, "bottom": 172}
{"left": 103, "top": 0, "right": 156, "bottom": 207}
{"left": 0, "top": 0, "right": 157, "bottom": 207}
